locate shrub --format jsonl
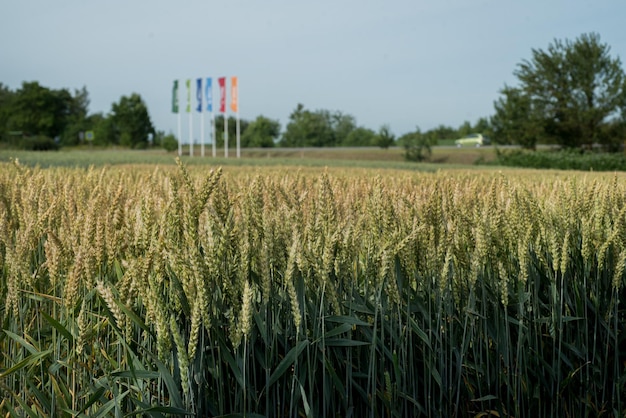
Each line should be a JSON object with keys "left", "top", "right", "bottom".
{"left": 400, "top": 129, "right": 433, "bottom": 161}
{"left": 161, "top": 133, "right": 179, "bottom": 152}
{"left": 487, "top": 148, "right": 626, "bottom": 171}
{"left": 16, "top": 135, "right": 60, "bottom": 151}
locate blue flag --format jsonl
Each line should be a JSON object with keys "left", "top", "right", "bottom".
{"left": 196, "top": 78, "right": 202, "bottom": 112}
{"left": 205, "top": 77, "right": 213, "bottom": 112}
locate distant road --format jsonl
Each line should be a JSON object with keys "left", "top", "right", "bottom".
{"left": 245, "top": 145, "right": 522, "bottom": 152}
{"left": 433, "top": 145, "right": 520, "bottom": 149}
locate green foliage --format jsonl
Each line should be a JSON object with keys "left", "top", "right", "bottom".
{"left": 374, "top": 124, "right": 395, "bottom": 149}
{"left": 413, "top": 120, "right": 494, "bottom": 147}
{"left": 343, "top": 126, "right": 376, "bottom": 146}
{"left": 0, "top": 83, "right": 155, "bottom": 149}
{"left": 110, "top": 93, "right": 155, "bottom": 148}
{"left": 5, "top": 81, "right": 73, "bottom": 140}
{"left": 161, "top": 133, "right": 179, "bottom": 152}
{"left": 457, "top": 120, "right": 473, "bottom": 138}
{"left": 494, "top": 32, "right": 626, "bottom": 149}
{"left": 332, "top": 112, "right": 357, "bottom": 145}
{"left": 491, "top": 86, "right": 543, "bottom": 149}
{"left": 279, "top": 103, "right": 377, "bottom": 147}
{"left": 422, "top": 124, "right": 458, "bottom": 144}
{"left": 472, "top": 117, "right": 493, "bottom": 138}
{"left": 400, "top": 127, "right": 433, "bottom": 161}
{"left": 59, "top": 86, "right": 91, "bottom": 146}
{"left": 11, "top": 135, "right": 60, "bottom": 151}
{"left": 88, "top": 113, "right": 116, "bottom": 146}
{"left": 280, "top": 103, "right": 335, "bottom": 147}
{"left": 214, "top": 115, "right": 249, "bottom": 148}
{"left": 488, "top": 148, "right": 626, "bottom": 171}
{"left": 241, "top": 115, "right": 279, "bottom": 147}
{"left": 0, "top": 83, "right": 14, "bottom": 141}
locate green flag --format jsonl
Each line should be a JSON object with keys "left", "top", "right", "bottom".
{"left": 186, "top": 79, "right": 191, "bottom": 113}
{"left": 172, "top": 80, "right": 179, "bottom": 113}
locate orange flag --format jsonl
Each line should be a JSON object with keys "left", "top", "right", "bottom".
{"left": 230, "top": 76, "right": 238, "bottom": 112}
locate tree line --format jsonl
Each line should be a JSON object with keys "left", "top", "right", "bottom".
{"left": 0, "top": 82, "right": 157, "bottom": 150}
{"left": 0, "top": 82, "right": 396, "bottom": 150}
{"left": 0, "top": 81, "right": 489, "bottom": 151}
{"left": 2, "top": 32, "right": 625, "bottom": 152}
{"left": 401, "top": 32, "right": 626, "bottom": 158}
{"left": 491, "top": 32, "right": 626, "bottom": 151}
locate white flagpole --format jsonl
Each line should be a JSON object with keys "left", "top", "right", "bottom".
{"left": 189, "top": 106, "right": 193, "bottom": 157}
{"left": 236, "top": 110, "right": 240, "bottom": 158}
{"left": 177, "top": 110, "right": 182, "bottom": 157}
{"left": 177, "top": 114, "right": 182, "bottom": 156}
{"left": 212, "top": 112, "right": 216, "bottom": 158}
{"left": 236, "top": 77, "right": 240, "bottom": 158}
{"left": 201, "top": 107, "right": 205, "bottom": 157}
{"left": 206, "top": 77, "right": 216, "bottom": 158}
{"left": 224, "top": 113, "right": 229, "bottom": 158}
{"left": 177, "top": 80, "right": 182, "bottom": 156}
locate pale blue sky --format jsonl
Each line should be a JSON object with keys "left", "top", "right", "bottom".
{"left": 2, "top": 1, "right": 625, "bottom": 140}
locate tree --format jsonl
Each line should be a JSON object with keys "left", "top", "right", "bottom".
{"left": 400, "top": 127, "right": 433, "bottom": 162}
{"left": 495, "top": 33, "right": 626, "bottom": 149}
{"left": 374, "top": 124, "right": 395, "bottom": 149}
{"left": 110, "top": 93, "right": 155, "bottom": 148}
{"left": 0, "top": 83, "right": 14, "bottom": 141}
{"left": 472, "top": 117, "right": 493, "bottom": 138}
{"left": 491, "top": 86, "right": 543, "bottom": 148}
{"left": 6, "top": 81, "right": 73, "bottom": 140}
{"left": 158, "top": 132, "right": 178, "bottom": 152}
{"left": 422, "top": 124, "right": 456, "bottom": 145}
{"left": 279, "top": 104, "right": 378, "bottom": 147}
{"left": 280, "top": 104, "right": 336, "bottom": 147}
{"left": 60, "top": 86, "right": 91, "bottom": 146}
{"left": 241, "top": 115, "right": 280, "bottom": 147}
{"left": 342, "top": 127, "right": 376, "bottom": 147}
{"left": 457, "top": 121, "right": 473, "bottom": 138}
{"left": 89, "top": 113, "right": 116, "bottom": 146}
{"left": 332, "top": 112, "right": 357, "bottom": 145}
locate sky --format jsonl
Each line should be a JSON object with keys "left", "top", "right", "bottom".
{"left": 2, "top": 1, "right": 625, "bottom": 141}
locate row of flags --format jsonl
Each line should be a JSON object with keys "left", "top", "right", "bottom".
{"left": 172, "top": 77, "right": 238, "bottom": 114}
{"left": 171, "top": 76, "right": 240, "bottom": 158}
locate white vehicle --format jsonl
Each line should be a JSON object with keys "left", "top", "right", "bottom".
{"left": 455, "top": 133, "right": 490, "bottom": 147}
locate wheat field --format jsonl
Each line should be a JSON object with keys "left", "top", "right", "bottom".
{"left": 1, "top": 159, "right": 625, "bottom": 417}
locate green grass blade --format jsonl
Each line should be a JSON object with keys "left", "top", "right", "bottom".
{"left": 75, "top": 386, "right": 107, "bottom": 416}
{"left": 323, "top": 339, "right": 370, "bottom": 347}
{"left": 41, "top": 311, "right": 74, "bottom": 342}
{"left": 3, "top": 330, "right": 40, "bottom": 355}
{"left": 325, "top": 315, "right": 372, "bottom": 327}
{"left": 0, "top": 349, "right": 52, "bottom": 379}
{"left": 268, "top": 339, "right": 309, "bottom": 386}
{"left": 322, "top": 323, "right": 354, "bottom": 339}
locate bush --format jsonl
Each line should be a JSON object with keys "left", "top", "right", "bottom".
{"left": 486, "top": 148, "right": 626, "bottom": 171}
{"left": 15, "top": 135, "right": 59, "bottom": 151}
{"left": 161, "top": 134, "right": 178, "bottom": 152}
{"left": 400, "top": 129, "right": 433, "bottom": 162}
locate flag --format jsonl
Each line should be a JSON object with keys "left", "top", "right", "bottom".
{"left": 172, "top": 80, "right": 179, "bottom": 113}
{"left": 185, "top": 79, "right": 191, "bottom": 113}
{"left": 205, "top": 77, "right": 213, "bottom": 112}
{"left": 196, "top": 78, "right": 202, "bottom": 112}
{"left": 230, "top": 76, "right": 238, "bottom": 113}
{"left": 218, "top": 77, "right": 226, "bottom": 113}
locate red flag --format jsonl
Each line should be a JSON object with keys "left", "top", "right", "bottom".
{"left": 218, "top": 77, "right": 226, "bottom": 113}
